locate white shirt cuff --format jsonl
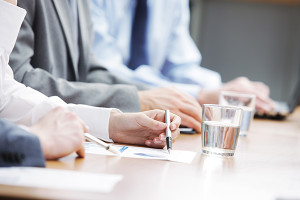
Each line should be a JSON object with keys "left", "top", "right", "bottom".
{"left": 67, "top": 104, "right": 119, "bottom": 142}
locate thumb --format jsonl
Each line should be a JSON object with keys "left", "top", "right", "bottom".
{"left": 139, "top": 114, "right": 167, "bottom": 131}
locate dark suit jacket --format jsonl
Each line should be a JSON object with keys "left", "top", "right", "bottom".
{"left": 9, "top": 0, "right": 149, "bottom": 112}
{"left": 0, "top": 120, "right": 45, "bottom": 167}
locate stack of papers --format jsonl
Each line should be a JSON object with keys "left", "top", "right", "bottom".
{"left": 0, "top": 167, "right": 122, "bottom": 193}
{"left": 85, "top": 143, "right": 197, "bottom": 164}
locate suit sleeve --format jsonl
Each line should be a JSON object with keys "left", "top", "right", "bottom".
{"left": 9, "top": 0, "right": 144, "bottom": 112}
{"left": 0, "top": 120, "right": 45, "bottom": 167}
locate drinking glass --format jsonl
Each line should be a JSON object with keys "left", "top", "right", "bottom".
{"left": 219, "top": 91, "right": 256, "bottom": 136}
{"left": 201, "top": 104, "right": 243, "bottom": 156}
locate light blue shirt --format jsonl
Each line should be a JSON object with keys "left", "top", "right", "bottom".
{"left": 91, "top": 0, "right": 222, "bottom": 97}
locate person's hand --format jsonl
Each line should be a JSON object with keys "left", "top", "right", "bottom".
{"left": 3, "top": 0, "right": 17, "bottom": 5}
{"left": 198, "top": 77, "right": 276, "bottom": 113}
{"left": 109, "top": 109, "right": 181, "bottom": 149}
{"left": 28, "top": 107, "right": 88, "bottom": 160}
{"left": 138, "top": 87, "right": 202, "bottom": 132}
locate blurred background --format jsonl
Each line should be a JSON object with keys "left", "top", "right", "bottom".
{"left": 189, "top": 0, "right": 300, "bottom": 102}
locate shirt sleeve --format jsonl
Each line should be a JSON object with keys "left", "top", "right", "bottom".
{"left": 161, "top": 0, "right": 222, "bottom": 89}
{"left": 0, "top": 0, "right": 26, "bottom": 55}
{"left": 67, "top": 104, "right": 115, "bottom": 142}
{"left": 0, "top": 67, "right": 114, "bottom": 141}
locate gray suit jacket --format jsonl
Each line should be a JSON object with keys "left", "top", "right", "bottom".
{"left": 0, "top": 120, "right": 45, "bottom": 167}
{"left": 9, "top": 0, "right": 150, "bottom": 112}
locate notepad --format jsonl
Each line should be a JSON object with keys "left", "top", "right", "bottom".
{"left": 0, "top": 167, "right": 122, "bottom": 193}
{"left": 85, "top": 143, "right": 197, "bottom": 164}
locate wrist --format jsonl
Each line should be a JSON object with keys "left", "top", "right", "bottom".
{"left": 28, "top": 125, "right": 52, "bottom": 159}
{"left": 138, "top": 91, "right": 150, "bottom": 111}
{"left": 108, "top": 109, "right": 123, "bottom": 141}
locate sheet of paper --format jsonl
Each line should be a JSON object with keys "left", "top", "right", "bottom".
{"left": 85, "top": 143, "right": 197, "bottom": 164}
{"left": 0, "top": 167, "right": 122, "bottom": 193}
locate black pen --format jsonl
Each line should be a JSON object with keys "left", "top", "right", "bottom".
{"left": 165, "top": 110, "right": 172, "bottom": 154}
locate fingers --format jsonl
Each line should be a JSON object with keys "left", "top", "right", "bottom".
{"left": 147, "top": 94, "right": 201, "bottom": 132}
{"left": 163, "top": 87, "right": 202, "bottom": 125}
{"left": 145, "top": 110, "right": 181, "bottom": 128}
{"left": 145, "top": 126, "right": 180, "bottom": 149}
{"left": 178, "top": 101, "right": 202, "bottom": 123}
{"left": 253, "top": 82, "right": 270, "bottom": 95}
{"left": 176, "top": 111, "right": 201, "bottom": 133}
{"left": 143, "top": 110, "right": 181, "bottom": 131}
{"left": 143, "top": 109, "right": 166, "bottom": 121}
{"left": 76, "top": 129, "right": 86, "bottom": 158}
{"left": 145, "top": 138, "right": 166, "bottom": 149}
{"left": 159, "top": 126, "right": 180, "bottom": 141}
{"left": 179, "top": 92, "right": 203, "bottom": 122}
{"left": 77, "top": 117, "right": 89, "bottom": 133}
{"left": 171, "top": 89, "right": 202, "bottom": 122}
{"left": 54, "top": 106, "right": 87, "bottom": 158}
{"left": 170, "top": 113, "right": 181, "bottom": 130}
{"left": 223, "top": 78, "right": 276, "bottom": 113}
{"left": 141, "top": 114, "right": 167, "bottom": 130}
{"left": 159, "top": 133, "right": 166, "bottom": 140}
{"left": 76, "top": 146, "right": 85, "bottom": 158}
{"left": 171, "top": 128, "right": 180, "bottom": 140}
{"left": 255, "top": 98, "right": 275, "bottom": 113}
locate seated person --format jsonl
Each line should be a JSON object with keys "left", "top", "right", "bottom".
{"left": 91, "top": 0, "right": 275, "bottom": 112}
{"left": 0, "top": 0, "right": 180, "bottom": 166}
{"left": 9, "top": 0, "right": 202, "bottom": 132}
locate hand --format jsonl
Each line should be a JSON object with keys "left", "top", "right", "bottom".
{"left": 138, "top": 87, "right": 202, "bottom": 132}
{"left": 3, "top": 0, "right": 17, "bottom": 5}
{"left": 109, "top": 109, "right": 181, "bottom": 149}
{"left": 29, "top": 107, "right": 88, "bottom": 160}
{"left": 198, "top": 77, "right": 276, "bottom": 113}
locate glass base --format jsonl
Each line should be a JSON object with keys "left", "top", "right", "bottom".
{"left": 202, "top": 147, "right": 235, "bottom": 157}
{"left": 239, "top": 130, "right": 248, "bottom": 136}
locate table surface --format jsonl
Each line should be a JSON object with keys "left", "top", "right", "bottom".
{"left": 1, "top": 108, "right": 300, "bottom": 200}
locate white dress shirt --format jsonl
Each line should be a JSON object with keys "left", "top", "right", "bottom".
{"left": 0, "top": 0, "right": 113, "bottom": 142}
{"left": 91, "top": 0, "right": 222, "bottom": 97}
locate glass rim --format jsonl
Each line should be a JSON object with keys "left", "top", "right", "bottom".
{"left": 202, "top": 104, "right": 243, "bottom": 111}
{"left": 220, "top": 91, "right": 256, "bottom": 99}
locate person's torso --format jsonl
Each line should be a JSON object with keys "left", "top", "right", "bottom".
{"left": 103, "top": 0, "right": 182, "bottom": 71}
{"left": 12, "top": 0, "right": 93, "bottom": 81}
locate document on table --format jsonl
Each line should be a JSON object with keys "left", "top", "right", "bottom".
{"left": 0, "top": 167, "right": 122, "bottom": 193}
{"left": 85, "top": 143, "right": 197, "bottom": 164}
